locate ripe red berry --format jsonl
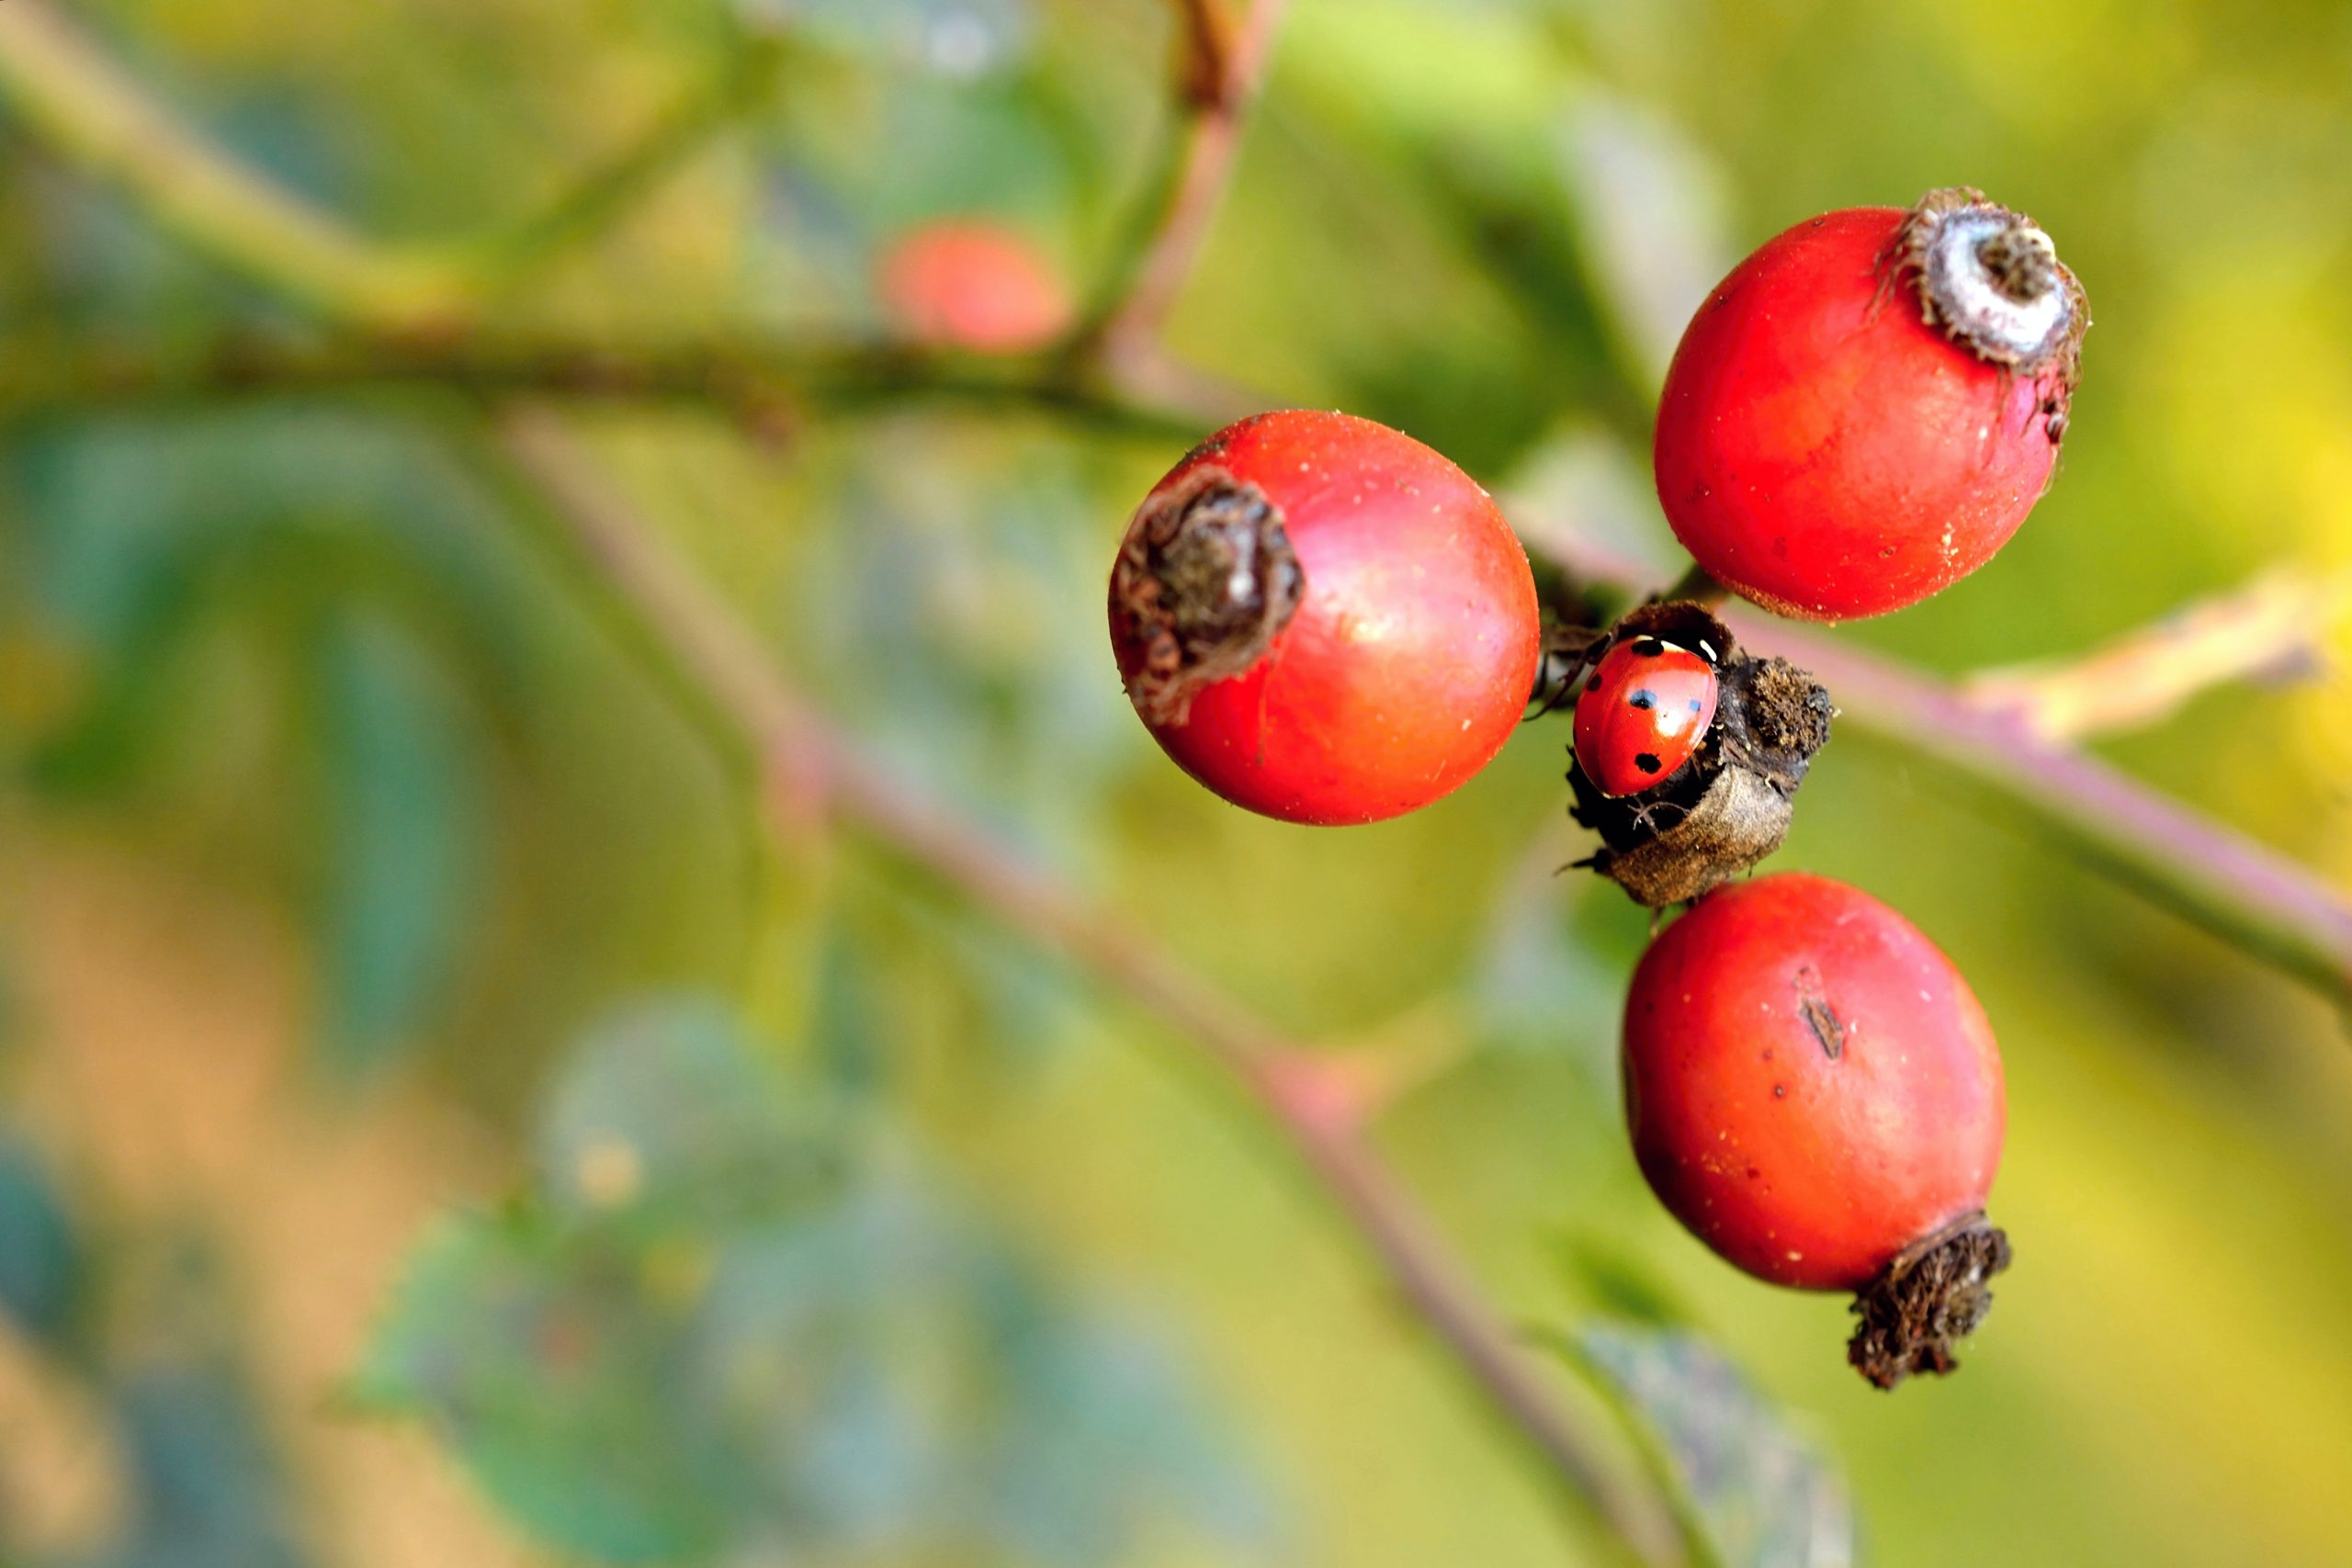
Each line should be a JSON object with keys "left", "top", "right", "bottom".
{"left": 1571, "top": 635, "right": 1721, "bottom": 798}
{"left": 878, "top": 220, "right": 1072, "bottom": 354}
{"left": 1654, "top": 188, "right": 2087, "bottom": 622}
{"left": 1623, "top": 872, "right": 2009, "bottom": 1386}
{"left": 1108, "top": 411, "right": 1541, "bottom": 826}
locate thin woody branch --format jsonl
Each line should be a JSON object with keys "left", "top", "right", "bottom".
{"left": 1756, "top": 615, "right": 2352, "bottom": 1007}
{"left": 1080, "top": 0, "right": 1294, "bottom": 368}
{"left": 1169, "top": 0, "right": 1243, "bottom": 108}
{"left": 10, "top": 304, "right": 2350, "bottom": 1010}
{"left": 1957, "top": 569, "right": 2343, "bottom": 742}
{"left": 1520, "top": 524, "right": 2352, "bottom": 1010}
{"left": 0, "top": 329, "right": 1205, "bottom": 443}
{"left": 10, "top": 306, "right": 2351, "bottom": 1009}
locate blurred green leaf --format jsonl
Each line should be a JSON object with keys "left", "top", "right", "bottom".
{"left": 1554, "top": 91, "right": 1733, "bottom": 387}
{"left": 96, "top": 1364, "right": 311, "bottom": 1568}
{"left": 312, "top": 609, "right": 482, "bottom": 1077}
{"left": 534, "top": 995, "right": 850, "bottom": 1228}
{"left": 24, "top": 165, "right": 253, "bottom": 337}
{"left": 1471, "top": 851, "right": 1623, "bottom": 1079}
{"left": 801, "top": 434, "right": 1129, "bottom": 870}
{"left": 976, "top": 1259, "right": 1280, "bottom": 1566}
{"left": 1500, "top": 423, "right": 1680, "bottom": 582}
{"left": 808, "top": 925, "right": 889, "bottom": 1100}
{"left": 347, "top": 1209, "right": 738, "bottom": 1565}
{"left": 11, "top": 415, "right": 529, "bottom": 705}
{"left": 932, "top": 901, "right": 1082, "bottom": 1072}
{"left": 0, "top": 1133, "right": 80, "bottom": 1348}
{"left": 357, "top": 994, "right": 1271, "bottom": 1567}
{"left": 1551, "top": 1322, "right": 1856, "bottom": 1568}
{"left": 1552, "top": 1234, "right": 1690, "bottom": 1329}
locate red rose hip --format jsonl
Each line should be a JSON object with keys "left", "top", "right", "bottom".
{"left": 1623, "top": 872, "right": 2010, "bottom": 1387}
{"left": 1108, "top": 411, "right": 1540, "bottom": 826}
{"left": 879, "top": 220, "right": 1072, "bottom": 354}
{"left": 1654, "top": 188, "right": 2087, "bottom": 621}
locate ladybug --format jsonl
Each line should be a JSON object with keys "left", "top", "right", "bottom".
{"left": 1572, "top": 635, "right": 1720, "bottom": 797}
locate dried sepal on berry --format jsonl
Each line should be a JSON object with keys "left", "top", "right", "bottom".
{"left": 1847, "top": 1212, "right": 2013, "bottom": 1391}
{"left": 1882, "top": 186, "right": 2089, "bottom": 444}
{"left": 1109, "top": 467, "right": 1304, "bottom": 727}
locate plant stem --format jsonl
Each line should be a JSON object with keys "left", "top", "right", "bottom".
{"left": 1955, "top": 569, "right": 2344, "bottom": 742}
{"left": 12, "top": 311, "right": 2350, "bottom": 1015}
{"left": 15, "top": 311, "right": 2352, "bottom": 1012}
{"left": 1078, "top": 0, "right": 1293, "bottom": 369}
{"left": 1745, "top": 615, "right": 2352, "bottom": 1007}
{"left": 0, "top": 330, "right": 1206, "bottom": 444}
{"left": 1519, "top": 523, "right": 2352, "bottom": 1010}
{"left": 1168, "top": 0, "right": 1243, "bottom": 107}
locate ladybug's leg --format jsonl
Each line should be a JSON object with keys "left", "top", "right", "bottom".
{"left": 1528, "top": 625, "right": 1607, "bottom": 718}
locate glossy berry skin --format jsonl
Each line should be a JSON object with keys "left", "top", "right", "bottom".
{"left": 1623, "top": 873, "right": 2005, "bottom": 1291}
{"left": 879, "top": 221, "right": 1071, "bottom": 354}
{"left": 1655, "top": 207, "right": 2064, "bottom": 621}
{"left": 1572, "top": 637, "right": 1720, "bottom": 797}
{"left": 1110, "top": 412, "right": 1540, "bottom": 826}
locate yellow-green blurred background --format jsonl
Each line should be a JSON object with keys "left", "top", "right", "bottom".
{"left": 1, "top": 2, "right": 2349, "bottom": 1566}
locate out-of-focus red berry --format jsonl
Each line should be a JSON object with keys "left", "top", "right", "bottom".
{"left": 879, "top": 220, "right": 1072, "bottom": 354}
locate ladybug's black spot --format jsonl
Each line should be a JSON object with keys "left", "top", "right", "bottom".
{"left": 1584, "top": 676, "right": 1601, "bottom": 694}
{"left": 1633, "top": 637, "right": 1667, "bottom": 657}
{"left": 1687, "top": 699, "right": 1704, "bottom": 715}
{"left": 1627, "top": 689, "right": 1657, "bottom": 710}
{"left": 1634, "top": 752, "right": 1664, "bottom": 774}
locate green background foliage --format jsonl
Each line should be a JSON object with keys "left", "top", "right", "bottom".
{"left": 0, "top": 1, "right": 2349, "bottom": 1566}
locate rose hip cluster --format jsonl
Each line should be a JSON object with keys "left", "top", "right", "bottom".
{"left": 1105, "top": 188, "right": 2084, "bottom": 1388}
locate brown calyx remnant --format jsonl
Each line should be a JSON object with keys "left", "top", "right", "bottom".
{"left": 1568, "top": 602, "right": 1834, "bottom": 908}
{"left": 1110, "top": 467, "right": 1304, "bottom": 725}
{"left": 1883, "top": 186, "right": 2091, "bottom": 445}
{"left": 1849, "top": 1212, "right": 2012, "bottom": 1390}
{"left": 1974, "top": 223, "right": 2060, "bottom": 305}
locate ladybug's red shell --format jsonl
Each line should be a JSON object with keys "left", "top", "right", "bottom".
{"left": 1573, "top": 637, "right": 1719, "bottom": 797}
